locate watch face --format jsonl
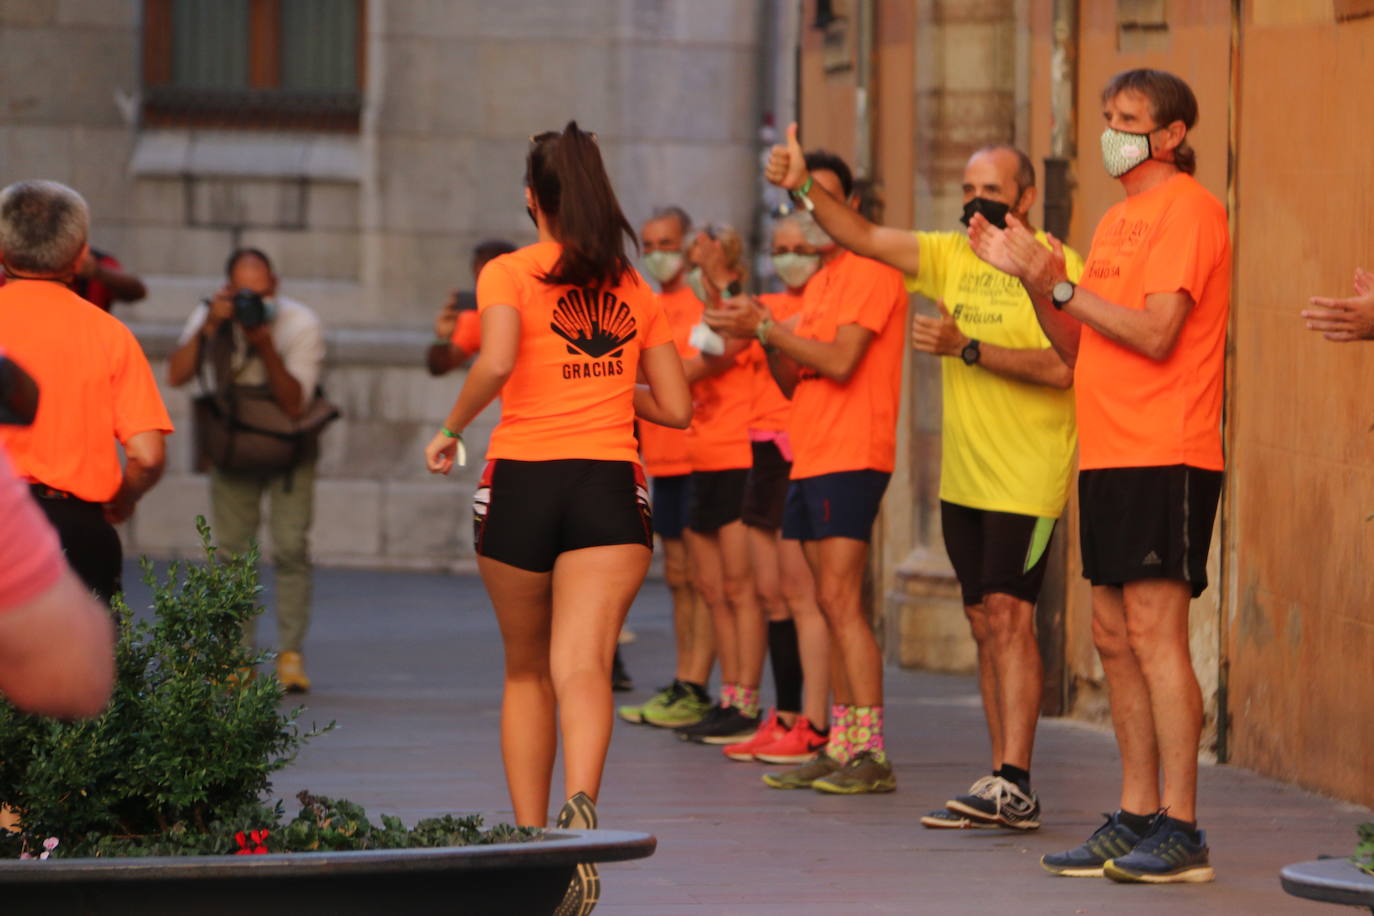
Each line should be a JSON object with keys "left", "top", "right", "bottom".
{"left": 1053, "top": 281, "right": 1074, "bottom": 304}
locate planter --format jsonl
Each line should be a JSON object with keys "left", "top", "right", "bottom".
{"left": 0, "top": 828, "right": 655, "bottom": 916}
{"left": 1280, "top": 858, "right": 1374, "bottom": 913}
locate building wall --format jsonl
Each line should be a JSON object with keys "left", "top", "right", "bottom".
{"left": 0, "top": 0, "right": 766, "bottom": 568}
{"left": 1226, "top": 2, "right": 1374, "bottom": 807}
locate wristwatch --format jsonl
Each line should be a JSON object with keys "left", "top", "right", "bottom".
{"left": 960, "top": 338, "right": 981, "bottom": 366}
{"left": 1051, "top": 280, "right": 1076, "bottom": 310}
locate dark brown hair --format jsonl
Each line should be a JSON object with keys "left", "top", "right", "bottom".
{"left": 526, "top": 122, "right": 637, "bottom": 287}
{"left": 1101, "top": 68, "right": 1199, "bottom": 175}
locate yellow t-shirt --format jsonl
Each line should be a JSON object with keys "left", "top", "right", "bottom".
{"left": 906, "top": 231, "right": 1083, "bottom": 519}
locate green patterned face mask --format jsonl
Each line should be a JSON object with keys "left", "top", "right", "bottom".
{"left": 1100, "top": 126, "right": 1154, "bottom": 178}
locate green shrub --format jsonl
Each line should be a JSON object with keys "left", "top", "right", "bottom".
{"left": 1356, "top": 823, "right": 1374, "bottom": 876}
{"left": 0, "top": 518, "right": 539, "bottom": 858}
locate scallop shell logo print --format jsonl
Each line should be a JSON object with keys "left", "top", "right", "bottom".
{"left": 551, "top": 288, "right": 637, "bottom": 358}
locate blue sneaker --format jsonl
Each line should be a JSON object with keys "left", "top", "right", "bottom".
{"left": 1104, "top": 814, "right": 1215, "bottom": 884}
{"left": 1041, "top": 811, "right": 1145, "bottom": 878}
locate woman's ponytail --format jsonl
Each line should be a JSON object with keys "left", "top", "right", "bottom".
{"left": 526, "top": 122, "right": 637, "bottom": 288}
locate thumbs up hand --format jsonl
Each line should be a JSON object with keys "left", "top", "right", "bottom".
{"left": 765, "top": 122, "right": 808, "bottom": 191}
{"left": 912, "top": 300, "right": 969, "bottom": 357}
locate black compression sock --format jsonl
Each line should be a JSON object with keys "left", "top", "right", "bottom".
{"left": 1000, "top": 763, "right": 1030, "bottom": 789}
{"left": 1118, "top": 809, "right": 1155, "bottom": 835}
{"left": 766, "top": 619, "right": 803, "bottom": 714}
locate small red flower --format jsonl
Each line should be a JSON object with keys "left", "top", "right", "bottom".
{"left": 234, "top": 829, "right": 270, "bottom": 855}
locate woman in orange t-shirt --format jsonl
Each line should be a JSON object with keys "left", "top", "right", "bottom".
{"left": 422, "top": 125, "right": 691, "bottom": 890}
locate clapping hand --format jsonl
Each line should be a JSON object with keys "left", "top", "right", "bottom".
{"left": 967, "top": 213, "right": 1068, "bottom": 300}
{"left": 1303, "top": 267, "right": 1374, "bottom": 342}
{"left": 705, "top": 296, "right": 767, "bottom": 339}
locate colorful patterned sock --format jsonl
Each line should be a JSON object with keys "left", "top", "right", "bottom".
{"left": 825, "top": 705, "right": 852, "bottom": 764}
{"left": 847, "top": 705, "right": 886, "bottom": 764}
{"left": 720, "top": 683, "right": 738, "bottom": 708}
{"left": 736, "top": 685, "right": 760, "bottom": 718}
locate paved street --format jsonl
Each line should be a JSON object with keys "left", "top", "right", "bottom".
{"left": 126, "top": 563, "right": 1371, "bottom": 914}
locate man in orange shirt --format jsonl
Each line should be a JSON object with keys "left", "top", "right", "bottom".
{"left": 709, "top": 151, "right": 908, "bottom": 794}
{"left": 969, "top": 69, "right": 1229, "bottom": 884}
{"left": 0, "top": 180, "right": 172, "bottom": 604}
{"left": 426, "top": 239, "right": 518, "bottom": 376}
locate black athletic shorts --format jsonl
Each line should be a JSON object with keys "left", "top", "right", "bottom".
{"left": 941, "top": 501, "right": 1058, "bottom": 607}
{"left": 651, "top": 473, "right": 692, "bottom": 540}
{"left": 30, "top": 485, "right": 122, "bottom": 605}
{"left": 742, "top": 440, "right": 792, "bottom": 531}
{"left": 473, "top": 459, "right": 652, "bottom": 573}
{"left": 1078, "top": 464, "right": 1223, "bottom": 598}
{"left": 781, "top": 470, "right": 891, "bottom": 543}
{"left": 686, "top": 468, "right": 749, "bottom": 534}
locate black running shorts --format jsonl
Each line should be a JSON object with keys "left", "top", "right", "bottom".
{"left": 742, "top": 440, "right": 792, "bottom": 531}
{"left": 473, "top": 459, "right": 652, "bottom": 573}
{"left": 940, "top": 501, "right": 1058, "bottom": 607}
{"left": 1078, "top": 464, "right": 1223, "bottom": 598}
{"left": 781, "top": 470, "right": 891, "bottom": 543}
{"left": 651, "top": 473, "right": 692, "bottom": 540}
{"left": 686, "top": 468, "right": 749, "bottom": 534}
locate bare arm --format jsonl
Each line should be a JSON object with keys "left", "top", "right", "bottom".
{"left": 635, "top": 342, "right": 692, "bottom": 429}
{"left": 0, "top": 568, "right": 115, "bottom": 719}
{"left": 913, "top": 300, "right": 1073, "bottom": 389}
{"left": 104, "top": 429, "right": 166, "bottom": 524}
{"left": 79, "top": 252, "right": 147, "bottom": 303}
{"left": 167, "top": 292, "right": 235, "bottom": 387}
{"left": 682, "top": 337, "right": 750, "bottom": 384}
{"left": 762, "top": 319, "right": 873, "bottom": 384}
{"left": 1060, "top": 286, "right": 1193, "bottom": 362}
{"left": 424, "top": 305, "right": 520, "bottom": 475}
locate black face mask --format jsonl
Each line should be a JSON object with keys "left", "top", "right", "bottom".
{"left": 960, "top": 197, "right": 1011, "bottom": 230}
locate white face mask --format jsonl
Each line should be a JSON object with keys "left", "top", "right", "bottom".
{"left": 685, "top": 267, "right": 710, "bottom": 304}
{"left": 1100, "top": 126, "right": 1154, "bottom": 178}
{"left": 642, "top": 250, "right": 685, "bottom": 284}
{"left": 771, "top": 252, "right": 821, "bottom": 290}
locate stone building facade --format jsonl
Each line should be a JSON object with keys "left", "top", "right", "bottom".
{"left": 1, "top": 0, "right": 771, "bottom": 569}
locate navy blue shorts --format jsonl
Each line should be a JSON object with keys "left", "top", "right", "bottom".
{"left": 781, "top": 470, "right": 891, "bottom": 543}
{"left": 651, "top": 473, "right": 692, "bottom": 540}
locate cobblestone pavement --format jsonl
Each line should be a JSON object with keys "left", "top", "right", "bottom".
{"left": 125, "top": 564, "right": 1369, "bottom": 914}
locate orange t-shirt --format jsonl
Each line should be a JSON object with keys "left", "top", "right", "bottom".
{"left": 1075, "top": 173, "right": 1231, "bottom": 471}
{"left": 788, "top": 252, "right": 908, "bottom": 479}
{"left": 638, "top": 285, "right": 702, "bottom": 478}
{"left": 450, "top": 309, "right": 482, "bottom": 354}
{"left": 0, "top": 281, "right": 173, "bottom": 503}
{"left": 686, "top": 348, "right": 753, "bottom": 472}
{"left": 477, "top": 242, "right": 673, "bottom": 463}
{"left": 751, "top": 291, "right": 805, "bottom": 431}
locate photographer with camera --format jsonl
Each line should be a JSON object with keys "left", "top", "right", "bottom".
{"left": 0, "top": 180, "right": 172, "bottom": 606}
{"left": 167, "top": 248, "right": 327, "bottom": 692}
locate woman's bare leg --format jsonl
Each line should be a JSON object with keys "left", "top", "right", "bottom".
{"left": 550, "top": 543, "right": 653, "bottom": 804}
{"left": 479, "top": 555, "right": 555, "bottom": 828}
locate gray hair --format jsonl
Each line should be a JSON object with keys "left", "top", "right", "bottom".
{"left": 790, "top": 210, "right": 835, "bottom": 249}
{"left": 648, "top": 205, "right": 692, "bottom": 236}
{"left": 0, "top": 180, "right": 90, "bottom": 275}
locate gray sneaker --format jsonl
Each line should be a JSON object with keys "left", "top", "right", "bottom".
{"left": 812, "top": 751, "right": 897, "bottom": 795}
{"left": 762, "top": 752, "right": 841, "bottom": 790}
{"left": 553, "top": 792, "right": 600, "bottom": 915}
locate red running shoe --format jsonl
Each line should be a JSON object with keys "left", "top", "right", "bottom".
{"left": 753, "top": 716, "right": 828, "bottom": 765}
{"left": 722, "top": 709, "right": 789, "bottom": 761}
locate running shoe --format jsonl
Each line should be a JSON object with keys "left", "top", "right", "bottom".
{"left": 611, "top": 649, "right": 633, "bottom": 692}
{"left": 553, "top": 792, "right": 600, "bottom": 915}
{"left": 920, "top": 807, "right": 1000, "bottom": 830}
{"left": 946, "top": 775, "right": 1041, "bottom": 830}
{"left": 722, "top": 709, "right": 789, "bottom": 761}
{"left": 677, "top": 706, "right": 760, "bottom": 745}
{"left": 641, "top": 684, "right": 712, "bottom": 728}
{"left": 617, "top": 681, "right": 676, "bottom": 724}
{"left": 1040, "top": 811, "right": 1146, "bottom": 878}
{"left": 762, "top": 752, "right": 841, "bottom": 790}
{"left": 753, "top": 716, "right": 828, "bottom": 764}
{"left": 811, "top": 750, "right": 896, "bottom": 795}
{"left": 1103, "top": 814, "right": 1215, "bottom": 884}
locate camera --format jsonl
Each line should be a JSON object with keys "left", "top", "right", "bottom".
{"left": 0, "top": 352, "right": 39, "bottom": 426}
{"left": 232, "top": 289, "right": 268, "bottom": 329}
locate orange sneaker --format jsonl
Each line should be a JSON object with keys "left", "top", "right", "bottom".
{"left": 276, "top": 651, "right": 311, "bottom": 693}
{"left": 722, "top": 709, "right": 789, "bottom": 762}
{"left": 753, "top": 716, "right": 828, "bottom": 765}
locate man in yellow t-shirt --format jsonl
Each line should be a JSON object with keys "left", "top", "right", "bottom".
{"left": 771, "top": 133, "right": 1081, "bottom": 830}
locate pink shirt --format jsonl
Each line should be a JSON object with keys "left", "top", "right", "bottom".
{"left": 0, "top": 447, "right": 64, "bottom": 612}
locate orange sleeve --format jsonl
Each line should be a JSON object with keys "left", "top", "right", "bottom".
{"left": 641, "top": 293, "right": 675, "bottom": 349}
{"left": 1142, "top": 192, "right": 1227, "bottom": 303}
{"left": 838, "top": 259, "right": 904, "bottom": 334}
{"left": 477, "top": 258, "right": 523, "bottom": 314}
{"left": 110, "top": 324, "right": 174, "bottom": 442}
{"left": 451, "top": 310, "right": 482, "bottom": 353}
